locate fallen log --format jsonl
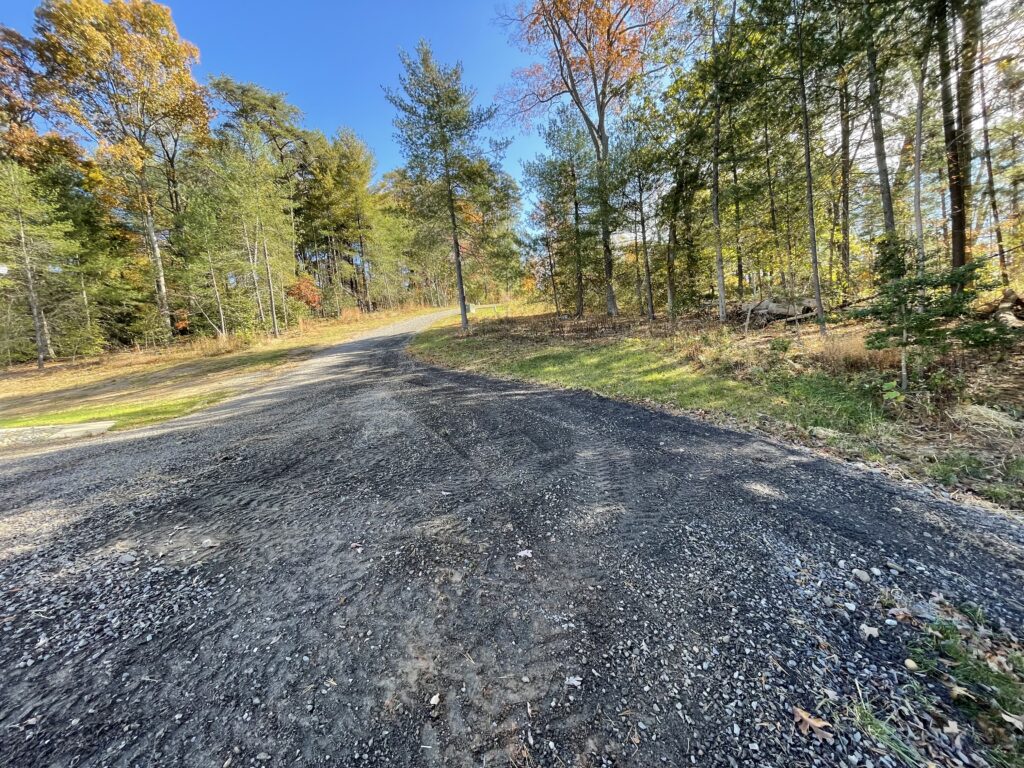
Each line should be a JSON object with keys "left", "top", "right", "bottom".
{"left": 741, "top": 297, "right": 817, "bottom": 318}
{"left": 993, "top": 289, "right": 1024, "bottom": 329}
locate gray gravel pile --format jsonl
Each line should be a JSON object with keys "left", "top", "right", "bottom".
{"left": 1, "top": 311, "right": 1021, "bottom": 766}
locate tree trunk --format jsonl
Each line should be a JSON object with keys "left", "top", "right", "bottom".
{"left": 936, "top": 0, "right": 977, "bottom": 279}
{"left": 979, "top": 35, "right": 1009, "bottom": 286}
{"left": 730, "top": 140, "right": 744, "bottom": 300}
{"left": 545, "top": 237, "right": 561, "bottom": 317}
{"left": 258, "top": 220, "right": 280, "bottom": 338}
{"left": 863, "top": 2, "right": 896, "bottom": 236}
{"left": 41, "top": 309, "right": 55, "bottom": 359}
{"left": 570, "top": 163, "right": 585, "bottom": 318}
{"left": 711, "top": 12, "right": 727, "bottom": 322}
{"left": 795, "top": 0, "right": 826, "bottom": 333}
{"left": 638, "top": 178, "right": 655, "bottom": 320}
{"left": 208, "top": 253, "right": 226, "bottom": 338}
{"left": 242, "top": 221, "right": 267, "bottom": 328}
{"left": 140, "top": 182, "right": 172, "bottom": 334}
{"left": 666, "top": 209, "right": 678, "bottom": 321}
{"left": 913, "top": 50, "right": 929, "bottom": 277}
{"left": 445, "top": 176, "right": 469, "bottom": 332}
{"left": 18, "top": 212, "right": 47, "bottom": 368}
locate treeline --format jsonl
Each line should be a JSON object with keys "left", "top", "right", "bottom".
{"left": 511, "top": 0, "right": 1022, "bottom": 335}
{"left": 0, "top": 1, "right": 521, "bottom": 367}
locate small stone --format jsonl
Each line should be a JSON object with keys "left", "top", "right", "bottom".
{"left": 429, "top": 693, "right": 441, "bottom": 706}
{"left": 117, "top": 553, "right": 137, "bottom": 565}
{"left": 904, "top": 659, "right": 919, "bottom": 671}
{"left": 256, "top": 753, "right": 271, "bottom": 762}
{"left": 844, "top": 602, "right": 857, "bottom": 612}
{"left": 852, "top": 569, "right": 871, "bottom": 584}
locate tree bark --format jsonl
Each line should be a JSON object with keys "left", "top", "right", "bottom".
{"left": 17, "top": 211, "right": 47, "bottom": 368}
{"left": 863, "top": 3, "right": 896, "bottom": 236}
{"left": 570, "top": 163, "right": 585, "bottom": 318}
{"left": 711, "top": 14, "right": 727, "bottom": 322}
{"left": 638, "top": 176, "right": 655, "bottom": 320}
{"left": 913, "top": 48, "right": 929, "bottom": 277}
{"left": 140, "top": 180, "right": 172, "bottom": 334}
{"left": 979, "top": 35, "right": 1009, "bottom": 286}
{"left": 208, "top": 253, "right": 226, "bottom": 337}
{"left": 445, "top": 173, "right": 469, "bottom": 332}
{"left": 795, "top": 0, "right": 826, "bottom": 333}
{"left": 259, "top": 222, "right": 280, "bottom": 338}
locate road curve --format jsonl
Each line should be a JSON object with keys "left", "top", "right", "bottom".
{"left": 1, "top": 311, "right": 1022, "bottom": 767}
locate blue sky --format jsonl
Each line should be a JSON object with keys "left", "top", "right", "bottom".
{"left": 3, "top": 0, "right": 546, "bottom": 180}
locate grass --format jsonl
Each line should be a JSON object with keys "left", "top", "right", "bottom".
{"left": 0, "top": 392, "right": 235, "bottom": 430}
{"left": 0, "top": 306, "right": 440, "bottom": 432}
{"left": 910, "top": 606, "right": 1024, "bottom": 767}
{"left": 851, "top": 702, "right": 927, "bottom": 766}
{"left": 410, "top": 308, "right": 1024, "bottom": 510}
{"left": 412, "top": 320, "right": 881, "bottom": 434}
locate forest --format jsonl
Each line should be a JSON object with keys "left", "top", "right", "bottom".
{"left": 0, "top": 1, "right": 521, "bottom": 367}
{"left": 1, "top": 0, "right": 1021, "bottom": 371}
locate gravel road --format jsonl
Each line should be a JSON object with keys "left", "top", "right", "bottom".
{"left": 2, "top": 310, "right": 1022, "bottom": 767}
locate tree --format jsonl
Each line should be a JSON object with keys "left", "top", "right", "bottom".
{"left": 0, "top": 160, "right": 78, "bottom": 368}
{"left": 386, "top": 42, "right": 500, "bottom": 332}
{"left": 33, "top": 0, "right": 208, "bottom": 333}
{"left": 510, "top": 0, "right": 675, "bottom": 316}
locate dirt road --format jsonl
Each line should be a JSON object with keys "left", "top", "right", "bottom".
{"left": 2, "top": 311, "right": 1022, "bottom": 766}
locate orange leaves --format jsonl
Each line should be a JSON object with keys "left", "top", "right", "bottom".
{"left": 793, "top": 706, "right": 834, "bottom": 743}
{"left": 510, "top": 0, "right": 675, "bottom": 118}
{"left": 287, "top": 276, "right": 322, "bottom": 310}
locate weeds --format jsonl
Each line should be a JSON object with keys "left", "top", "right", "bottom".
{"left": 910, "top": 605, "right": 1024, "bottom": 765}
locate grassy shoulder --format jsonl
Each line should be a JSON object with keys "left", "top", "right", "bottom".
{"left": 0, "top": 306, "right": 439, "bottom": 431}
{"left": 410, "top": 308, "right": 1024, "bottom": 510}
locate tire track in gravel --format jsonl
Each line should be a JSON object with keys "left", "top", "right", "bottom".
{"left": 1, "top": 310, "right": 1023, "bottom": 767}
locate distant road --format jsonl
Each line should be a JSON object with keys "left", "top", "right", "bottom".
{"left": 1, "top": 310, "right": 1021, "bottom": 766}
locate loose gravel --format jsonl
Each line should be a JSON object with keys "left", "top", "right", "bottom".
{"left": 1, "top": 311, "right": 1022, "bottom": 767}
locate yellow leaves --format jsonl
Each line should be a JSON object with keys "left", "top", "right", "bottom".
{"left": 948, "top": 684, "right": 976, "bottom": 701}
{"left": 793, "top": 706, "right": 834, "bottom": 743}
{"left": 34, "top": 0, "right": 208, "bottom": 149}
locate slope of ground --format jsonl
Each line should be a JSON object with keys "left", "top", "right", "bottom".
{"left": 0, "top": 307, "right": 438, "bottom": 430}
{"left": 1, "top": 311, "right": 1022, "bottom": 766}
{"left": 411, "top": 310, "right": 1024, "bottom": 511}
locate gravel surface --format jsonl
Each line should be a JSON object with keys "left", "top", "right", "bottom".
{"left": 2, "top": 310, "right": 1023, "bottom": 767}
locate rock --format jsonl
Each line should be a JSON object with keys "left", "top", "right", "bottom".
{"left": 256, "top": 753, "right": 270, "bottom": 762}
{"left": 904, "top": 659, "right": 919, "bottom": 672}
{"left": 429, "top": 693, "right": 440, "bottom": 706}
{"left": 852, "top": 569, "right": 871, "bottom": 584}
{"left": 117, "top": 553, "right": 137, "bottom": 565}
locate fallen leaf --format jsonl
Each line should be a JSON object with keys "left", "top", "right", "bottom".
{"left": 943, "top": 720, "right": 960, "bottom": 735}
{"left": 565, "top": 676, "right": 582, "bottom": 688}
{"left": 860, "top": 624, "right": 879, "bottom": 640}
{"left": 793, "top": 706, "right": 834, "bottom": 743}
{"left": 517, "top": 549, "right": 533, "bottom": 559}
{"left": 949, "top": 685, "right": 976, "bottom": 701}
{"left": 1001, "top": 712, "right": 1024, "bottom": 731}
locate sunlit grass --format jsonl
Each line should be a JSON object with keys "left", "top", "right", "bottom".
{"left": 0, "top": 306, "right": 442, "bottom": 431}
{"left": 411, "top": 326, "right": 879, "bottom": 433}
{"left": 0, "top": 392, "right": 234, "bottom": 430}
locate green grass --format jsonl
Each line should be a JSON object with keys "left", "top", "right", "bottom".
{"left": 908, "top": 607, "right": 1024, "bottom": 767}
{"left": 411, "top": 327, "right": 880, "bottom": 434}
{"left": 0, "top": 392, "right": 235, "bottom": 431}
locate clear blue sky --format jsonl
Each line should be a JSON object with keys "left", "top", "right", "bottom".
{"left": 2, "top": 0, "right": 545, "bottom": 181}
